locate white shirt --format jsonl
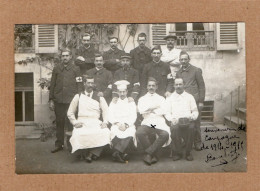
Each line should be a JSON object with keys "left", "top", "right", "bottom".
{"left": 161, "top": 47, "right": 182, "bottom": 64}
{"left": 165, "top": 91, "right": 198, "bottom": 122}
{"left": 108, "top": 97, "right": 137, "bottom": 126}
{"left": 138, "top": 93, "right": 168, "bottom": 130}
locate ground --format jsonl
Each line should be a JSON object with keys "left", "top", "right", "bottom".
{"left": 15, "top": 124, "right": 247, "bottom": 174}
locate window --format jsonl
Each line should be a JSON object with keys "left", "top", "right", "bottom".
{"left": 15, "top": 73, "right": 34, "bottom": 122}
{"left": 174, "top": 23, "right": 214, "bottom": 50}
{"left": 14, "top": 24, "right": 35, "bottom": 53}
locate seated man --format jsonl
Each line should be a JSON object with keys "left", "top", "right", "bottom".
{"left": 67, "top": 75, "right": 110, "bottom": 163}
{"left": 136, "top": 77, "right": 171, "bottom": 166}
{"left": 108, "top": 80, "right": 137, "bottom": 163}
{"left": 165, "top": 78, "right": 199, "bottom": 161}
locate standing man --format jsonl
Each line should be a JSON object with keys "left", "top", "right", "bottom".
{"left": 161, "top": 34, "right": 182, "bottom": 79}
{"left": 130, "top": 33, "right": 152, "bottom": 79}
{"left": 165, "top": 78, "right": 199, "bottom": 161}
{"left": 85, "top": 53, "right": 113, "bottom": 102}
{"left": 112, "top": 53, "right": 140, "bottom": 102}
{"left": 108, "top": 80, "right": 137, "bottom": 163}
{"left": 176, "top": 51, "right": 205, "bottom": 151}
{"left": 103, "top": 37, "right": 125, "bottom": 75}
{"left": 49, "top": 48, "right": 83, "bottom": 153}
{"left": 140, "top": 45, "right": 174, "bottom": 97}
{"left": 136, "top": 78, "right": 171, "bottom": 165}
{"left": 67, "top": 75, "right": 111, "bottom": 163}
{"left": 75, "top": 33, "right": 97, "bottom": 74}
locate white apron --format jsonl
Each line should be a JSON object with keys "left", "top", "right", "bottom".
{"left": 69, "top": 94, "right": 110, "bottom": 153}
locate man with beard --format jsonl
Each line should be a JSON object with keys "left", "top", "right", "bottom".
{"left": 176, "top": 51, "right": 205, "bottom": 151}
{"left": 161, "top": 34, "right": 182, "bottom": 79}
{"left": 103, "top": 37, "right": 125, "bottom": 75}
{"left": 49, "top": 48, "right": 83, "bottom": 153}
{"left": 165, "top": 78, "right": 199, "bottom": 161}
{"left": 136, "top": 78, "right": 171, "bottom": 165}
{"left": 140, "top": 45, "right": 173, "bottom": 97}
{"left": 67, "top": 75, "right": 111, "bottom": 163}
{"left": 130, "top": 33, "right": 152, "bottom": 79}
{"left": 108, "top": 80, "right": 137, "bottom": 163}
{"left": 85, "top": 53, "right": 113, "bottom": 102}
{"left": 75, "top": 33, "right": 97, "bottom": 74}
{"left": 112, "top": 53, "right": 140, "bottom": 103}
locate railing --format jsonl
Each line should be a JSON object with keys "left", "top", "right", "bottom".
{"left": 169, "top": 30, "right": 215, "bottom": 51}
{"left": 228, "top": 84, "right": 246, "bottom": 128}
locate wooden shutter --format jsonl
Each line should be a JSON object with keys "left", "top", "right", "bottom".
{"left": 149, "top": 24, "right": 171, "bottom": 47}
{"left": 35, "top": 25, "right": 58, "bottom": 53}
{"left": 216, "top": 23, "right": 240, "bottom": 50}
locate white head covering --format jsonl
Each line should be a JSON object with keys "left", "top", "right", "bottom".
{"left": 114, "top": 80, "right": 130, "bottom": 91}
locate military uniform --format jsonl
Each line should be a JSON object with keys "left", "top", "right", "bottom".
{"left": 75, "top": 44, "right": 97, "bottom": 74}
{"left": 112, "top": 67, "right": 140, "bottom": 101}
{"left": 103, "top": 48, "right": 125, "bottom": 74}
{"left": 49, "top": 61, "right": 83, "bottom": 148}
{"left": 140, "top": 61, "right": 174, "bottom": 97}
{"left": 130, "top": 46, "right": 151, "bottom": 78}
{"left": 85, "top": 67, "right": 113, "bottom": 102}
{"left": 176, "top": 64, "right": 205, "bottom": 148}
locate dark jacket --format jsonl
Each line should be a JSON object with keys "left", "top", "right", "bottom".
{"left": 103, "top": 48, "right": 125, "bottom": 73}
{"left": 130, "top": 46, "right": 152, "bottom": 74}
{"left": 85, "top": 67, "right": 113, "bottom": 100}
{"left": 141, "top": 60, "right": 174, "bottom": 96}
{"left": 112, "top": 67, "right": 140, "bottom": 100}
{"left": 176, "top": 64, "right": 205, "bottom": 103}
{"left": 75, "top": 44, "right": 97, "bottom": 73}
{"left": 49, "top": 61, "right": 83, "bottom": 104}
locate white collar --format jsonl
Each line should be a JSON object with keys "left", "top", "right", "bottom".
{"left": 85, "top": 91, "right": 93, "bottom": 97}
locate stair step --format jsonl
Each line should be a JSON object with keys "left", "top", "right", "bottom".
{"left": 236, "top": 107, "right": 246, "bottom": 113}
{"left": 224, "top": 115, "right": 246, "bottom": 129}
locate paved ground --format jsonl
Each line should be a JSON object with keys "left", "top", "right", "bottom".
{"left": 15, "top": 124, "right": 247, "bottom": 174}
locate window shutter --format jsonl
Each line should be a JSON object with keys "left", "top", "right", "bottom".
{"left": 149, "top": 24, "right": 170, "bottom": 47}
{"left": 35, "top": 25, "right": 58, "bottom": 53}
{"left": 216, "top": 23, "right": 240, "bottom": 50}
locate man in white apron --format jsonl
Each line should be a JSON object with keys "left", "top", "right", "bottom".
{"left": 108, "top": 80, "right": 137, "bottom": 163}
{"left": 67, "top": 75, "right": 111, "bottom": 163}
{"left": 137, "top": 77, "right": 171, "bottom": 166}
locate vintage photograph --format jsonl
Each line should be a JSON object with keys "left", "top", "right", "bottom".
{"left": 14, "top": 23, "right": 246, "bottom": 174}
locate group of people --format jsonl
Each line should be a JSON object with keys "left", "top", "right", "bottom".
{"left": 49, "top": 32, "right": 205, "bottom": 165}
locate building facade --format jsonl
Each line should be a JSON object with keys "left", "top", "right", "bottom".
{"left": 14, "top": 23, "right": 246, "bottom": 125}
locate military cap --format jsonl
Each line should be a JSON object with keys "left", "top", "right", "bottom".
{"left": 164, "top": 34, "right": 177, "bottom": 40}
{"left": 120, "top": 53, "right": 131, "bottom": 60}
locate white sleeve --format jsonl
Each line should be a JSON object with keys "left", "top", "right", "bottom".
{"left": 190, "top": 95, "right": 199, "bottom": 120}
{"left": 137, "top": 97, "right": 150, "bottom": 114}
{"left": 164, "top": 97, "right": 173, "bottom": 122}
{"left": 154, "top": 97, "right": 166, "bottom": 116}
{"left": 125, "top": 102, "right": 137, "bottom": 126}
{"left": 67, "top": 94, "right": 80, "bottom": 126}
{"left": 108, "top": 102, "right": 118, "bottom": 124}
{"left": 100, "top": 97, "right": 109, "bottom": 123}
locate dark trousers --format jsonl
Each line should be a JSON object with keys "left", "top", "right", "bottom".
{"left": 74, "top": 147, "right": 104, "bottom": 157}
{"left": 54, "top": 103, "right": 72, "bottom": 147}
{"left": 136, "top": 125, "right": 169, "bottom": 156}
{"left": 170, "top": 122, "right": 195, "bottom": 156}
{"left": 194, "top": 104, "right": 202, "bottom": 145}
{"left": 112, "top": 137, "right": 132, "bottom": 153}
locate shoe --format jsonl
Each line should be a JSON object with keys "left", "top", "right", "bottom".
{"left": 112, "top": 151, "right": 125, "bottom": 163}
{"left": 121, "top": 153, "right": 129, "bottom": 161}
{"left": 85, "top": 153, "right": 92, "bottom": 163}
{"left": 151, "top": 156, "right": 158, "bottom": 164}
{"left": 172, "top": 155, "right": 181, "bottom": 161}
{"left": 194, "top": 144, "right": 201, "bottom": 151}
{"left": 143, "top": 154, "right": 152, "bottom": 165}
{"left": 92, "top": 155, "right": 98, "bottom": 161}
{"left": 186, "top": 153, "right": 194, "bottom": 161}
{"left": 51, "top": 146, "right": 63, "bottom": 153}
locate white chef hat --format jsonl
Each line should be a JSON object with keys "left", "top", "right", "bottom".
{"left": 114, "top": 80, "right": 130, "bottom": 91}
